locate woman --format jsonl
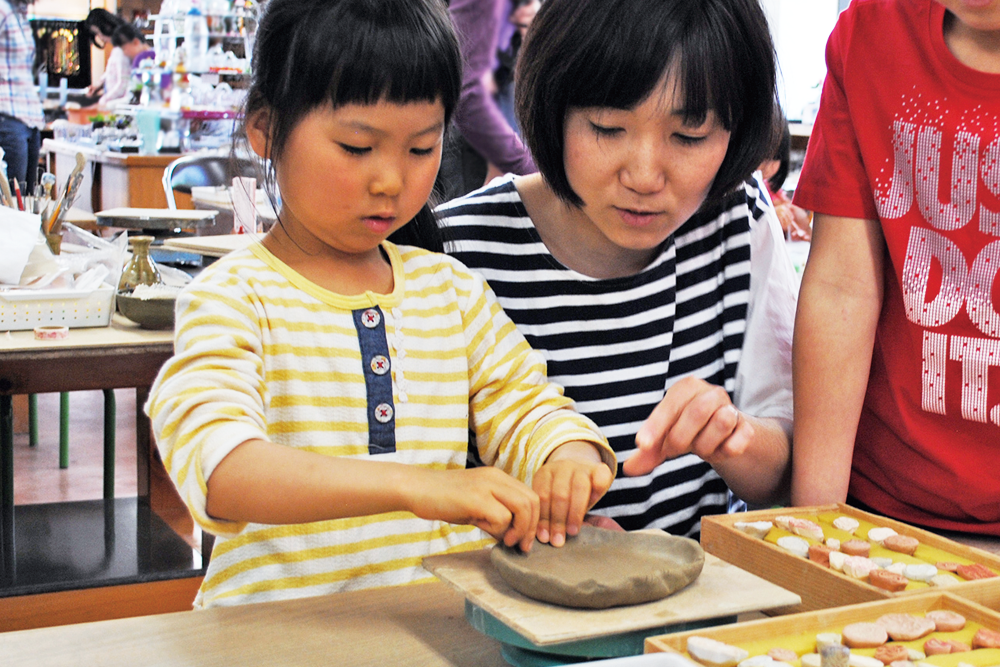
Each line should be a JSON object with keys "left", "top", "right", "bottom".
{"left": 435, "top": 0, "right": 798, "bottom": 537}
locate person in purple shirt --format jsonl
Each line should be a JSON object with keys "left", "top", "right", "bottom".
{"left": 438, "top": 0, "right": 536, "bottom": 200}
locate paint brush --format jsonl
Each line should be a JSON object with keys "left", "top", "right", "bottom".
{"left": 44, "top": 153, "right": 86, "bottom": 235}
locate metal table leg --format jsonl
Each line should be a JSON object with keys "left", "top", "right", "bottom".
{"left": 103, "top": 389, "right": 116, "bottom": 499}
{"left": 28, "top": 394, "right": 38, "bottom": 447}
{"left": 1, "top": 395, "right": 11, "bottom": 509}
{"left": 59, "top": 392, "right": 69, "bottom": 469}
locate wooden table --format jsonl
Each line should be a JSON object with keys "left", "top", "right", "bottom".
{"left": 0, "top": 315, "right": 174, "bottom": 509}
{"left": 2, "top": 535, "right": 998, "bottom": 666}
{"left": 0, "top": 316, "right": 204, "bottom": 598}
{"left": 0, "top": 581, "right": 510, "bottom": 666}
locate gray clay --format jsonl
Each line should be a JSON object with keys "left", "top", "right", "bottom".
{"left": 490, "top": 525, "right": 705, "bottom": 609}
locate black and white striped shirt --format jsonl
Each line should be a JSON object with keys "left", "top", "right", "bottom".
{"left": 437, "top": 174, "right": 796, "bottom": 538}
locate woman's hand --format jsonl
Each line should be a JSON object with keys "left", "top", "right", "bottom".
{"left": 533, "top": 441, "right": 614, "bottom": 547}
{"left": 407, "top": 466, "right": 541, "bottom": 553}
{"left": 624, "top": 376, "right": 754, "bottom": 476}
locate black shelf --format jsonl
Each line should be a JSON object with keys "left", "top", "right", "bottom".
{"left": 0, "top": 498, "right": 203, "bottom": 598}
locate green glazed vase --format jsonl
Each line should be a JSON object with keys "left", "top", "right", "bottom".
{"left": 118, "top": 235, "right": 162, "bottom": 292}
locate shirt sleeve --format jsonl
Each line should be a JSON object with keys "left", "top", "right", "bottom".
{"left": 455, "top": 262, "right": 616, "bottom": 482}
{"left": 145, "top": 275, "right": 269, "bottom": 537}
{"left": 792, "top": 8, "right": 877, "bottom": 221}
{"left": 733, "top": 176, "right": 797, "bottom": 436}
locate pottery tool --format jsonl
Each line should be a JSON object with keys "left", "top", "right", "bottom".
{"left": 38, "top": 172, "right": 55, "bottom": 217}
{"left": 13, "top": 179, "right": 23, "bottom": 211}
{"left": 0, "top": 167, "right": 12, "bottom": 209}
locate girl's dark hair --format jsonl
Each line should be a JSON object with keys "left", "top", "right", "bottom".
{"left": 516, "top": 0, "right": 780, "bottom": 208}
{"left": 111, "top": 23, "right": 144, "bottom": 48}
{"left": 236, "top": 0, "right": 461, "bottom": 251}
{"left": 85, "top": 8, "right": 125, "bottom": 46}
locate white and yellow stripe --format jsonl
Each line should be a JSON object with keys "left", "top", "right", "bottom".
{"left": 147, "top": 241, "right": 612, "bottom": 608}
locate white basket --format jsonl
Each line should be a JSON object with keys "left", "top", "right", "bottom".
{"left": 0, "top": 286, "right": 116, "bottom": 331}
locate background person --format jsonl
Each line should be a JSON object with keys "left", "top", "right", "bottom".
{"left": 0, "top": 0, "right": 43, "bottom": 193}
{"left": 438, "top": 0, "right": 536, "bottom": 201}
{"left": 92, "top": 24, "right": 147, "bottom": 106}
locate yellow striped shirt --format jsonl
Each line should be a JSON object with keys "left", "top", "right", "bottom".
{"left": 147, "top": 240, "right": 613, "bottom": 608}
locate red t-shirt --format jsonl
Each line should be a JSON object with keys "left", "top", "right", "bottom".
{"left": 794, "top": 0, "right": 1000, "bottom": 534}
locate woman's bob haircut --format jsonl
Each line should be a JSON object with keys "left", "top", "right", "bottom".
{"left": 516, "top": 0, "right": 781, "bottom": 208}
{"left": 240, "top": 0, "right": 461, "bottom": 173}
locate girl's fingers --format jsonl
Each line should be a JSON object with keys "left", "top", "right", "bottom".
{"left": 497, "top": 483, "right": 539, "bottom": 552}
{"left": 544, "top": 469, "right": 572, "bottom": 547}
{"left": 473, "top": 504, "right": 513, "bottom": 542}
{"left": 537, "top": 462, "right": 613, "bottom": 547}
{"left": 564, "top": 469, "right": 593, "bottom": 537}
{"left": 535, "top": 469, "right": 553, "bottom": 545}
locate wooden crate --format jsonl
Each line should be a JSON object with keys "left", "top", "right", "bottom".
{"left": 646, "top": 591, "right": 1000, "bottom": 665}
{"left": 700, "top": 504, "right": 1000, "bottom": 615}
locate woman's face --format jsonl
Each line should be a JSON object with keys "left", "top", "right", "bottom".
{"left": 562, "top": 76, "right": 731, "bottom": 254}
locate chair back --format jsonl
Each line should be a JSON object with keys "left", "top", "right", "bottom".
{"left": 162, "top": 154, "right": 259, "bottom": 209}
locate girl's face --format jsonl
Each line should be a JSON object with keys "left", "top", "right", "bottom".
{"left": 263, "top": 99, "right": 444, "bottom": 259}
{"left": 562, "top": 76, "right": 731, "bottom": 255}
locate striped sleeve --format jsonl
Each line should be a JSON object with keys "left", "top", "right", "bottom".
{"left": 405, "top": 250, "right": 616, "bottom": 481}
{"left": 146, "top": 256, "right": 269, "bottom": 537}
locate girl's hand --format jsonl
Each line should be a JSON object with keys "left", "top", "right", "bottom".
{"left": 408, "top": 467, "right": 540, "bottom": 553}
{"left": 533, "top": 441, "right": 614, "bottom": 547}
{"left": 624, "top": 376, "right": 755, "bottom": 476}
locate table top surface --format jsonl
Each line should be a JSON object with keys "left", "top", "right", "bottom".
{"left": 0, "top": 314, "right": 173, "bottom": 355}
{"left": 0, "top": 580, "right": 509, "bottom": 667}
{"left": 161, "top": 233, "right": 256, "bottom": 257}
{"left": 0, "top": 535, "right": 997, "bottom": 666}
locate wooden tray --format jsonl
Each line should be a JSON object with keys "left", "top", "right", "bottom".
{"left": 700, "top": 504, "right": 1000, "bottom": 615}
{"left": 645, "top": 591, "right": 1000, "bottom": 666}
{"left": 161, "top": 234, "right": 256, "bottom": 257}
{"left": 422, "top": 547, "right": 800, "bottom": 647}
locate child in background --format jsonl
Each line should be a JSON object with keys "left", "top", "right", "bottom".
{"left": 792, "top": 0, "right": 1000, "bottom": 534}
{"left": 146, "top": 0, "right": 615, "bottom": 609}
{"left": 90, "top": 23, "right": 147, "bottom": 106}
{"left": 760, "top": 122, "right": 811, "bottom": 242}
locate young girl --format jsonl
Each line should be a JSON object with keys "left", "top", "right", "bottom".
{"left": 146, "top": 0, "right": 615, "bottom": 609}
{"left": 435, "top": 0, "right": 799, "bottom": 537}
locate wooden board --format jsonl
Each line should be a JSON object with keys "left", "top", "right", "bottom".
{"left": 645, "top": 591, "right": 1000, "bottom": 663}
{"left": 161, "top": 234, "right": 257, "bottom": 257}
{"left": 95, "top": 208, "right": 219, "bottom": 230}
{"left": 700, "top": 504, "right": 1000, "bottom": 615}
{"left": 422, "top": 548, "right": 801, "bottom": 647}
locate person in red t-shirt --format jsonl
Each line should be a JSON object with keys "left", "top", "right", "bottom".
{"left": 792, "top": 0, "right": 1000, "bottom": 535}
